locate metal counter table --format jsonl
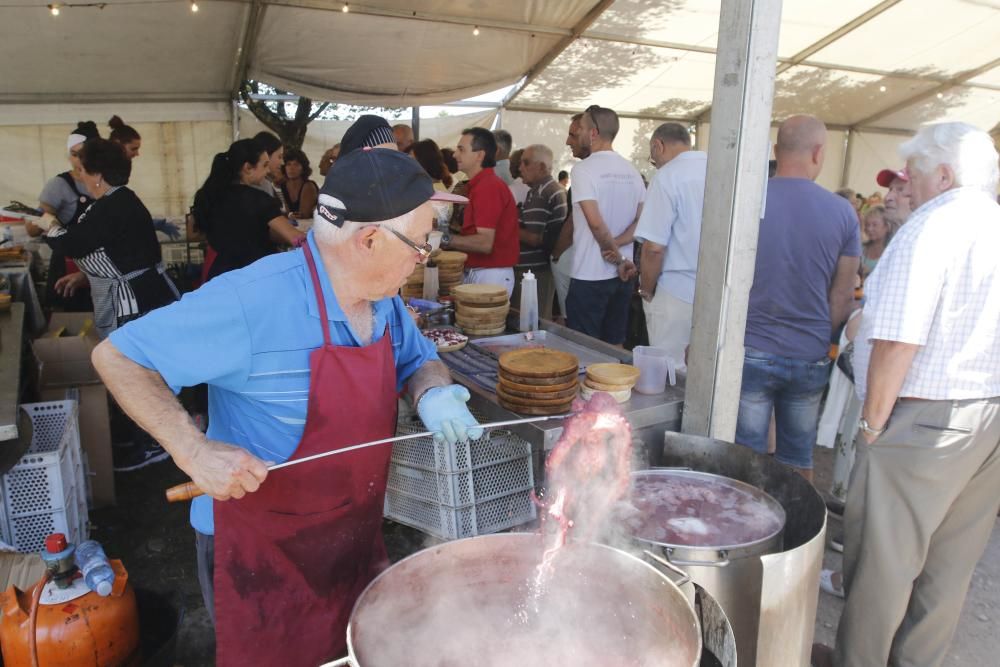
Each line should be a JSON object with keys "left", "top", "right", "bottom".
{"left": 444, "top": 319, "right": 685, "bottom": 482}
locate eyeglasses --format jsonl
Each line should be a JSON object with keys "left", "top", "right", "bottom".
{"left": 585, "top": 104, "right": 604, "bottom": 137}
{"left": 378, "top": 225, "right": 432, "bottom": 261}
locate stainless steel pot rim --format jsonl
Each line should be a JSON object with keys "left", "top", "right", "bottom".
{"left": 344, "top": 532, "right": 703, "bottom": 665}
{"left": 629, "top": 468, "right": 787, "bottom": 550}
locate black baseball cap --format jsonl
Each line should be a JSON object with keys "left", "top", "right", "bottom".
{"left": 316, "top": 147, "right": 466, "bottom": 227}
{"left": 340, "top": 114, "right": 396, "bottom": 155}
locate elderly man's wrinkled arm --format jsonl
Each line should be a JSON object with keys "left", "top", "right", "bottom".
{"left": 91, "top": 339, "right": 269, "bottom": 500}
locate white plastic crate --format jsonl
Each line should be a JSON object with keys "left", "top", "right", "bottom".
{"left": 384, "top": 412, "right": 537, "bottom": 540}
{"left": 0, "top": 401, "right": 89, "bottom": 553}
{"left": 384, "top": 487, "right": 537, "bottom": 541}
{"left": 387, "top": 455, "right": 534, "bottom": 506}
{"left": 393, "top": 413, "right": 531, "bottom": 472}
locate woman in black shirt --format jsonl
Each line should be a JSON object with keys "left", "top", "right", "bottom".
{"left": 193, "top": 138, "right": 304, "bottom": 280}
{"left": 44, "top": 139, "right": 178, "bottom": 338}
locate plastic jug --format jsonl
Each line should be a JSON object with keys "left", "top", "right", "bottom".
{"left": 519, "top": 270, "right": 538, "bottom": 332}
{"left": 633, "top": 346, "right": 676, "bottom": 394}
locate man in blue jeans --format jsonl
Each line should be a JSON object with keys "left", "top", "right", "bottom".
{"left": 735, "top": 115, "right": 860, "bottom": 480}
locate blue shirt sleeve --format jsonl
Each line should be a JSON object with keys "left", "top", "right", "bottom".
{"left": 109, "top": 275, "right": 252, "bottom": 393}
{"left": 387, "top": 296, "right": 439, "bottom": 391}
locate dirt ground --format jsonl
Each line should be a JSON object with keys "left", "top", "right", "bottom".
{"left": 91, "top": 446, "right": 999, "bottom": 666}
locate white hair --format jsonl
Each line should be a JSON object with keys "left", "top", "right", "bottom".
{"left": 312, "top": 193, "right": 418, "bottom": 247}
{"left": 899, "top": 122, "right": 999, "bottom": 193}
{"left": 524, "top": 144, "right": 554, "bottom": 170}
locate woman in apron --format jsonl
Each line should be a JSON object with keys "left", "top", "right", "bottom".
{"left": 27, "top": 121, "right": 100, "bottom": 311}
{"left": 44, "top": 138, "right": 179, "bottom": 471}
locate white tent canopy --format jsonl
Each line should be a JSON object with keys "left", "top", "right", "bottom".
{"left": 1, "top": 0, "right": 999, "bottom": 214}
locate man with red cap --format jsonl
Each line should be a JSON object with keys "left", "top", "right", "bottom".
{"left": 876, "top": 166, "right": 913, "bottom": 228}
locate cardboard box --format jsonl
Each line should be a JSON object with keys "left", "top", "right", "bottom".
{"left": 32, "top": 313, "right": 115, "bottom": 508}
{"left": 0, "top": 552, "right": 45, "bottom": 591}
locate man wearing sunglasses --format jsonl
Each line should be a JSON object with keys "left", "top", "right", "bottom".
{"left": 91, "top": 147, "right": 480, "bottom": 667}
{"left": 565, "top": 104, "right": 645, "bottom": 345}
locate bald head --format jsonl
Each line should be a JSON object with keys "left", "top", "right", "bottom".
{"left": 774, "top": 115, "right": 828, "bottom": 180}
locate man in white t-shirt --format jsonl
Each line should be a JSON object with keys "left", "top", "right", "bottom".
{"left": 628, "top": 123, "right": 707, "bottom": 361}
{"left": 565, "top": 105, "right": 645, "bottom": 345}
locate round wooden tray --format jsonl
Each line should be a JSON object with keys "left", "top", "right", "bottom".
{"left": 433, "top": 250, "right": 468, "bottom": 265}
{"left": 498, "top": 397, "right": 574, "bottom": 416}
{"left": 460, "top": 324, "right": 507, "bottom": 336}
{"left": 583, "top": 377, "right": 636, "bottom": 392}
{"left": 497, "top": 381, "right": 578, "bottom": 401}
{"left": 498, "top": 367, "right": 578, "bottom": 386}
{"left": 499, "top": 375, "right": 579, "bottom": 393}
{"left": 586, "top": 363, "right": 641, "bottom": 386}
{"left": 451, "top": 283, "right": 509, "bottom": 304}
{"left": 579, "top": 384, "right": 631, "bottom": 404}
{"left": 456, "top": 302, "right": 510, "bottom": 316}
{"left": 496, "top": 384, "right": 576, "bottom": 407}
{"left": 456, "top": 314, "right": 507, "bottom": 328}
{"left": 499, "top": 348, "right": 578, "bottom": 379}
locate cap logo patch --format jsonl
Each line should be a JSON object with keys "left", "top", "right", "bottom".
{"left": 317, "top": 203, "right": 346, "bottom": 227}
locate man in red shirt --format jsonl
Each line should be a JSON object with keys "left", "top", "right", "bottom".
{"left": 444, "top": 127, "right": 519, "bottom": 296}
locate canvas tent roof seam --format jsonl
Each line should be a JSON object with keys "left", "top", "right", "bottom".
{"left": 1, "top": 0, "right": 998, "bottom": 134}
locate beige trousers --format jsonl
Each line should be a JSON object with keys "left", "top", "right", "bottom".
{"left": 642, "top": 288, "right": 693, "bottom": 362}
{"left": 835, "top": 397, "right": 1000, "bottom": 667}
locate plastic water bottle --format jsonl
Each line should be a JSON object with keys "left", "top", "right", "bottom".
{"left": 75, "top": 540, "right": 114, "bottom": 596}
{"left": 423, "top": 264, "right": 439, "bottom": 301}
{"left": 519, "top": 270, "right": 538, "bottom": 332}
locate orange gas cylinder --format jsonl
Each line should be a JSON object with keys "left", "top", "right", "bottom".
{"left": 0, "top": 559, "right": 140, "bottom": 667}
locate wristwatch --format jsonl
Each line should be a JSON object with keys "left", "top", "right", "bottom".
{"left": 859, "top": 417, "right": 886, "bottom": 438}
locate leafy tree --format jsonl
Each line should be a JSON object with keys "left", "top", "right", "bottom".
{"left": 239, "top": 80, "right": 406, "bottom": 149}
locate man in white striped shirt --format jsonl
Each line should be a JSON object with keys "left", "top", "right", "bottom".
{"left": 829, "top": 122, "right": 1000, "bottom": 667}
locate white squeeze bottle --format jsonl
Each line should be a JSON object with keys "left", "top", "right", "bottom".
{"left": 519, "top": 270, "right": 538, "bottom": 332}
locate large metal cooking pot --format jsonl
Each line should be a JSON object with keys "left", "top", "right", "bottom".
{"left": 630, "top": 469, "right": 786, "bottom": 567}
{"left": 656, "top": 432, "right": 826, "bottom": 667}
{"left": 322, "top": 533, "right": 703, "bottom": 667}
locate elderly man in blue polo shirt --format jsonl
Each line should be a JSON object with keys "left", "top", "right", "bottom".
{"left": 91, "top": 148, "right": 477, "bottom": 667}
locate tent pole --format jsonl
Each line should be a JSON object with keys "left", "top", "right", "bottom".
{"left": 231, "top": 98, "right": 240, "bottom": 142}
{"left": 841, "top": 129, "right": 856, "bottom": 189}
{"left": 682, "top": 0, "right": 783, "bottom": 442}
{"left": 412, "top": 107, "right": 420, "bottom": 141}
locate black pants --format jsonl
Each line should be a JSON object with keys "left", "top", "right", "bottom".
{"left": 195, "top": 530, "right": 215, "bottom": 626}
{"left": 566, "top": 277, "right": 633, "bottom": 345}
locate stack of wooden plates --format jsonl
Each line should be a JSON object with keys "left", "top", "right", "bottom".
{"left": 434, "top": 251, "right": 468, "bottom": 295}
{"left": 451, "top": 283, "right": 510, "bottom": 336}
{"left": 401, "top": 264, "right": 424, "bottom": 300}
{"left": 580, "top": 363, "right": 641, "bottom": 403}
{"left": 496, "top": 349, "right": 579, "bottom": 415}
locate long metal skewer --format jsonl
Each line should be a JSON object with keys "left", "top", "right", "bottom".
{"left": 165, "top": 414, "right": 573, "bottom": 502}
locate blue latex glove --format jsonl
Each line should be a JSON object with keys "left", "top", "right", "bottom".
{"left": 152, "top": 218, "right": 182, "bottom": 241}
{"left": 417, "top": 385, "right": 484, "bottom": 445}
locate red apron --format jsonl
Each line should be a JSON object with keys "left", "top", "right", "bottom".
{"left": 213, "top": 242, "right": 398, "bottom": 667}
